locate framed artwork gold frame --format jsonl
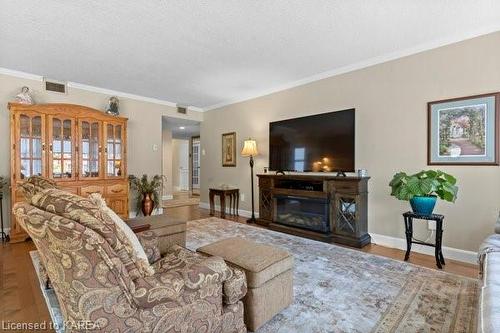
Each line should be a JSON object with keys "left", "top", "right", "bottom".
{"left": 222, "top": 132, "right": 237, "bottom": 167}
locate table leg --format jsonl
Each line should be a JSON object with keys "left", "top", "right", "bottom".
{"left": 220, "top": 194, "right": 226, "bottom": 219}
{"left": 236, "top": 191, "right": 239, "bottom": 216}
{"left": 436, "top": 218, "right": 444, "bottom": 269}
{"left": 231, "top": 193, "right": 235, "bottom": 215}
{"left": 404, "top": 216, "right": 413, "bottom": 261}
{"left": 209, "top": 191, "right": 215, "bottom": 216}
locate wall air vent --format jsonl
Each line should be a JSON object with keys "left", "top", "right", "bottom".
{"left": 44, "top": 78, "right": 67, "bottom": 94}
{"left": 177, "top": 105, "right": 187, "bottom": 114}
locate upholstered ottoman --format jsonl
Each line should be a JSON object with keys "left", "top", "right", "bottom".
{"left": 127, "top": 215, "right": 186, "bottom": 255}
{"left": 197, "top": 237, "right": 294, "bottom": 331}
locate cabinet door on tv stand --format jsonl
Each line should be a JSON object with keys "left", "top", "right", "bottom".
{"left": 332, "top": 192, "right": 360, "bottom": 237}
{"left": 257, "top": 176, "right": 273, "bottom": 224}
{"left": 258, "top": 189, "right": 273, "bottom": 223}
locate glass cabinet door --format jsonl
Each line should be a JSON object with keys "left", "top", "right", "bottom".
{"left": 104, "top": 122, "right": 125, "bottom": 178}
{"left": 48, "top": 116, "right": 75, "bottom": 180}
{"left": 17, "top": 113, "right": 45, "bottom": 180}
{"left": 79, "top": 119, "right": 101, "bottom": 179}
{"left": 333, "top": 193, "right": 359, "bottom": 237}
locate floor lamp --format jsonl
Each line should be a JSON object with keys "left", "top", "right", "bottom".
{"left": 241, "top": 139, "right": 259, "bottom": 223}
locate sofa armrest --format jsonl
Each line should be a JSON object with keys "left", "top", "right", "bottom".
{"left": 223, "top": 266, "right": 247, "bottom": 305}
{"left": 136, "top": 231, "right": 161, "bottom": 264}
{"left": 132, "top": 255, "right": 233, "bottom": 308}
{"left": 494, "top": 212, "right": 500, "bottom": 234}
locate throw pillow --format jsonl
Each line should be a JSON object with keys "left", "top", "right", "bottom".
{"left": 88, "top": 193, "right": 150, "bottom": 266}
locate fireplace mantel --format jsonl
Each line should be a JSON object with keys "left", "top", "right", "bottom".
{"left": 257, "top": 173, "right": 370, "bottom": 248}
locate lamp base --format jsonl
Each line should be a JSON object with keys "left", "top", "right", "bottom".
{"left": 247, "top": 217, "right": 257, "bottom": 224}
{"left": 0, "top": 231, "right": 9, "bottom": 243}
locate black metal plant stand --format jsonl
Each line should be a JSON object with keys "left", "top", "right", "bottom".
{"left": 0, "top": 197, "right": 9, "bottom": 242}
{"left": 403, "top": 211, "right": 445, "bottom": 269}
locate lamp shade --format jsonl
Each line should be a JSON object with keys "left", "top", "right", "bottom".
{"left": 241, "top": 139, "right": 258, "bottom": 157}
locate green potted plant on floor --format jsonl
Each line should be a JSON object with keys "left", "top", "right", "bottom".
{"left": 129, "top": 174, "right": 165, "bottom": 216}
{"left": 389, "top": 170, "right": 458, "bottom": 215}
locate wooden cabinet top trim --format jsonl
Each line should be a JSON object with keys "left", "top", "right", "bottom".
{"left": 8, "top": 103, "right": 128, "bottom": 122}
{"left": 257, "top": 173, "right": 370, "bottom": 181}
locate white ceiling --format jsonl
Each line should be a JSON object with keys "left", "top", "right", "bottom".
{"left": 1, "top": 1, "right": 500, "bottom": 110}
{"left": 162, "top": 116, "right": 200, "bottom": 140}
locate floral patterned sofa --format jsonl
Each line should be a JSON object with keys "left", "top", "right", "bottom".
{"left": 13, "top": 177, "right": 247, "bottom": 333}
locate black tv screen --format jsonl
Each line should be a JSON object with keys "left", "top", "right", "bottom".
{"left": 269, "top": 109, "right": 355, "bottom": 172}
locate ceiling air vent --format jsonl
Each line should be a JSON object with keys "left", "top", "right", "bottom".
{"left": 44, "top": 79, "right": 67, "bottom": 94}
{"left": 177, "top": 106, "right": 187, "bottom": 114}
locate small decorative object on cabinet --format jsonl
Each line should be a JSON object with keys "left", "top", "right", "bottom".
{"left": 0, "top": 176, "right": 8, "bottom": 242}
{"left": 129, "top": 174, "right": 164, "bottom": 216}
{"left": 106, "top": 96, "right": 120, "bottom": 116}
{"left": 222, "top": 132, "right": 237, "bottom": 167}
{"left": 389, "top": 170, "right": 458, "bottom": 216}
{"left": 428, "top": 92, "right": 499, "bottom": 165}
{"left": 14, "top": 86, "right": 34, "bottom": 105}
{"left": 8, "top": 103, "right": 129, "bottom": 243}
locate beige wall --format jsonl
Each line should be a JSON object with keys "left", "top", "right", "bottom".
{"left": 162, "top": 125, "right": 173, "bottom": 197}
{"left": 172, "top": 139, "right": 190, "bottom": 191}
{"left": 0, "top": 73, "right": 203, "bottom": 225}
{"left": 200, "top": 31, "right": 500, "bottom": 252}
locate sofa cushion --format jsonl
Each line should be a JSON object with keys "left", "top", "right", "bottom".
{"left": 30, "top": 188, "right": 153, "bottom": 279}
{"left": 479, "top": 254, "right": 500, "bottom": 333}
{"left": 18, "top": 176, "right": 57, "bottom": 200}
{"left": 89, "top": 193, "right": 153, "bottom": 264}
{"left": 197, "top": 237, "right": 293, "bottom": 288}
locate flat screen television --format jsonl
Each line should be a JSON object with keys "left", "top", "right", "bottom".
{"left": 269, "top": 109, "right": 355, "bottom": 172}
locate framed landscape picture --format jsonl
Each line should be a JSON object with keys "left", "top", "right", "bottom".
{"left": 222, "top": 132, "right": 237, "bottom": 167}
{"left": 428, "top": 92, "right": 499, "bottom": 165}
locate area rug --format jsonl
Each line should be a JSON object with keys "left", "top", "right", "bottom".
{"left": 31, "top": 217, "right": 479, "bottom": 333}
{"left": 187, "top": 218, "right": 478, "bottom": 333}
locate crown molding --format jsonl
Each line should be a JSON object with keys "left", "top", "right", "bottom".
{"left": 0, "top": 67, "right": 43, "bottom": 81}
{"left": 66, "top": 82, "right": 203, "bottom": 112}
{"left": 203, "top": 25, "right": 500, "bottom": 111}
{"left": 0, "top": 67, "right": 203, "bottom": 112}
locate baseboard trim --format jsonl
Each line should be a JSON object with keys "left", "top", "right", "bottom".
{"left": 370, "top": 233, "right": 477, "bottom": 265}
{"left": 199, "top": 202, "right": 259, "bottom": 219}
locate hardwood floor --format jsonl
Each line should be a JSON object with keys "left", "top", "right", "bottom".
{"left": 0, "top": 205, "right": 479, "bottom": 330}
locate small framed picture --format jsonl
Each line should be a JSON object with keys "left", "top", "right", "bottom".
{"left": 428, "top": 92, "right": 499, "bottom": 165}
{"left": 222, "top": 132, "right": 237, "bottom": 167}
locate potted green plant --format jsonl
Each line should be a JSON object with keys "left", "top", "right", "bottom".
{"left": 0, "top": 176, "right": 7, "bottom": 200}
{"left": 389, "top": 170, "right": 458, "bottom": 215}
{"left": 129, "top": 174, "right": 165, "bottom": 216}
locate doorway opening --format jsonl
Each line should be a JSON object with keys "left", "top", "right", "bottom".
{"left": 161, "top": 116, "right": 201, "bottom": 208}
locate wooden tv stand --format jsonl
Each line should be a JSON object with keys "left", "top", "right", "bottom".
{"left": 257, "top": 174, "right": 370, "bottom": 248}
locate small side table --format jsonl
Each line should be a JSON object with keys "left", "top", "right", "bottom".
{"left": 403, "top": 211, "right": 445, "bottom": 269}
{"left": 209, "top": 187, "right": 240, "bottom": 219}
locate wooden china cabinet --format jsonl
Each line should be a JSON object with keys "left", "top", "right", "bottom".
{"left": 8, "top": 103, "right": 129, "bottom": 243}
